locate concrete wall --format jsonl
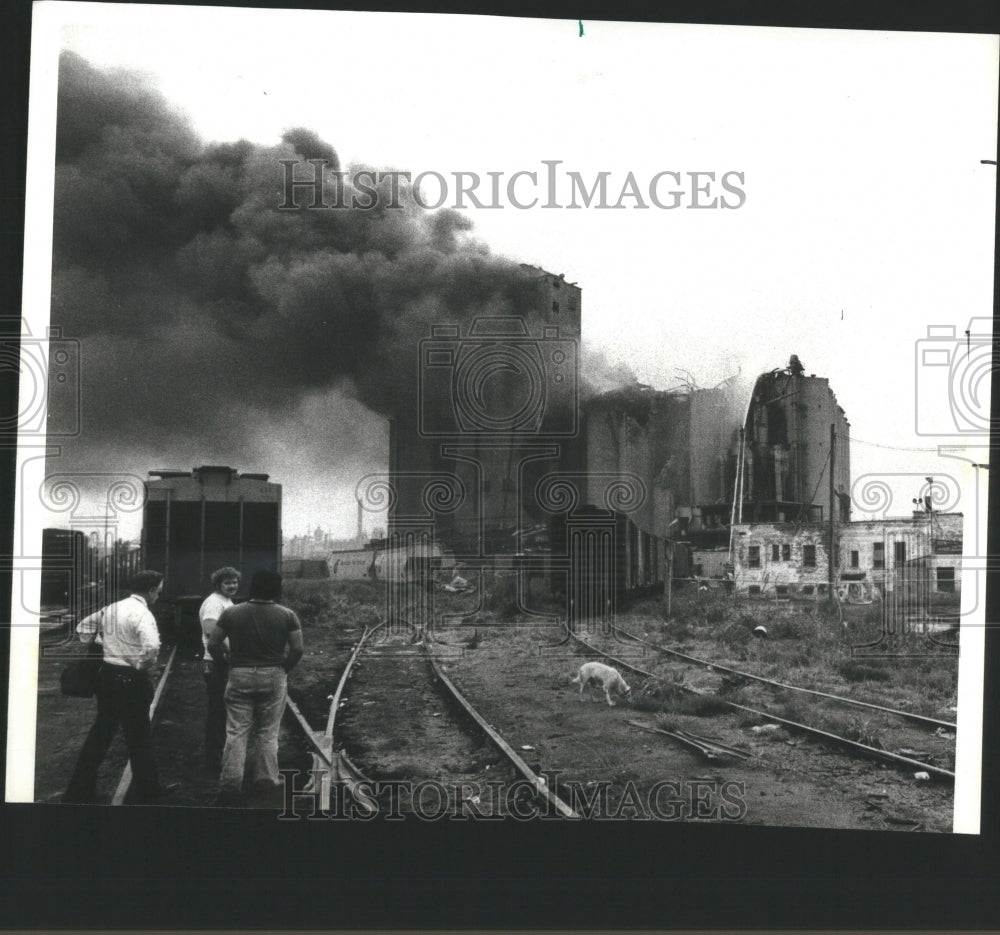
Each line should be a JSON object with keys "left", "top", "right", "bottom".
{"left": 689, "top": 383, "right": 744, "bottom": 506}
{"left": 583, "top": 388, "right": 688, "bottom": 538}
{"left": 743, "top": 371, "right": 851, "bottom": 522}
{"left": 387, "top": 265, "right": 583, "bottom": 557}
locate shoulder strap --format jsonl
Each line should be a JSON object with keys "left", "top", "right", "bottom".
{"left": 83, "top": 609, "right": 103, "bottom": 646}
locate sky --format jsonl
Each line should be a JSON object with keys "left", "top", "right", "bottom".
{"left": 21, "top": 3, "right": 999, "bottom": 545}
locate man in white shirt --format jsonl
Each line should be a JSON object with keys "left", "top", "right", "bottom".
{"left": 199, "top": 567, "right": 240, "bottom": 771}
{"left": 64, "top": 570, "right": 177, "bottom": 804}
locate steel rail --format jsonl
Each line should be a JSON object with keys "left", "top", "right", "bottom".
{"left": 286, "top": 691, "right": 380, "bottom": 812}
{"left": 627, "top": 720, "right": 750, "bottom": 761}
{"left": 110, "top": 645, "right": 178, "bottom": 805}
{"left": 326, "top": 624, "right": 375, "bottom": 744}
{"left": 422, "top": 644, "right": 579, "bottom": 819}
{"left": 614, "top": 624, "right": 957, "bottom": 731}
{"left": 320, "top": 624, "right": 378, "bottom": 810}
{"left": 285, "top": 694, "right": 332, "bottom": 765}
{"left": 566, "top": 628, "right": 954, "bottom": 782}
{"left": 284, "top": 624, "right": 382, "bottom": 814}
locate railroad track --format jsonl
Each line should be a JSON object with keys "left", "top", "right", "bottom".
{"left": 284, "top": 622, "right": 578, "bottom": 818}
{"left": 612, "top": 623, "right": 956, "bottom": 731}
{"left": 566, "top": 626, "right": 956, "bottom": 782}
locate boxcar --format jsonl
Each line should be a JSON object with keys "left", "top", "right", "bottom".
{"left": 142, "top": 465, "right": 282, "bottom": 605}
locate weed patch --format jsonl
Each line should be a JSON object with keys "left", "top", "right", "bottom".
{"left": 629, "top": 677, "right": 730, "bottom": 717}
{"left": 835, "top": 659, "right": 892, "bottom": 683}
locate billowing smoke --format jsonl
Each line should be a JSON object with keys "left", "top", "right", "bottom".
{"left": 48, "top": 53, "right": 550, "bottom": 532}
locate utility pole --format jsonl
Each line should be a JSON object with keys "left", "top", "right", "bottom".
{"left": 664, "top": 540, "right": 673, "bottom": 619}
{"left": 828, "top": 423, "right": 836, "bottom": 599}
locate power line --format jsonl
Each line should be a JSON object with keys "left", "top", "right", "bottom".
{"left": 850, "top": 436, "right": 949, "bottom": 453}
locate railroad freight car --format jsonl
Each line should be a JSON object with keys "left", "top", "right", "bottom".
{"left": 142, "top": 466, "right": 281, "bottom": 648}
{"left": 281, "top": 558, "right": 330, "bottom": 579}
{"left": 327, "top": 540, "right": 455, "bottom": 581}
{"left": 40, "top": 528, "right": 100, "bottom": 619}
{"left": 40, "top": 530, "right": 145, "bottom": 627}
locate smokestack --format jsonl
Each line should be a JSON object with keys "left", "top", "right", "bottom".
{"left": 357, "top": 497, "right": 363, "bottom": 541}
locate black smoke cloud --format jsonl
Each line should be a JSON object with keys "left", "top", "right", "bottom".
{"left": 49, "top": 52, "right": 550, "bottom": 524}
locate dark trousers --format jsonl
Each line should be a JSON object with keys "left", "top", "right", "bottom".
{"left": 65, "top": 663, "right": 159, "bottom": 803}
{"left": 203, "top": 660, "right": 229, "bottom": 770}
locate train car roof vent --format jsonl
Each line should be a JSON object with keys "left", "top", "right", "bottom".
{"left": 240, "top": 473, "right": 271, "bottom": 481}
{"left": 193, "top": 465, "right": 238, "bottom": 483}
{"left": 148, "top": 469, "right": 189, "bottom": 478}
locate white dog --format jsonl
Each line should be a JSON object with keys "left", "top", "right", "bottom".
{"left": 571, "top": 661, "right": 632, "bottom": 707}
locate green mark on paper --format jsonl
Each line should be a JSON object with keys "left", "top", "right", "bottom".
{"left": 579, "top": 19, "right": 584, "bottom": 37}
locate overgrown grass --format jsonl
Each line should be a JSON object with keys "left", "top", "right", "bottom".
{"left": 282, "top": 578, "right": 385, "bottom": 629}
{"left": 628, "top": 676, "right": 731, "bottom": 717}
{"left": 617, "top": 592, "right": 959, "bottom": 722}
{"left": 835, "top": 659, "right": 892, "bottom": 683}
{"left": 480, "top": 572, "right": 519, "bottom": 620}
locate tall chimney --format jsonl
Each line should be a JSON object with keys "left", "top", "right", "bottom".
{"left": 357, "top": 497, "right": 364, "bottom": 541}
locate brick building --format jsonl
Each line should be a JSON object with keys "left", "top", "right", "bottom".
{"left": 731, "top": 510, "right": 963, "bottom": 609}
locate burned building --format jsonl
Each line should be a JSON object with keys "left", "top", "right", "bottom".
{"left": 731, "top": 510, "right": 962, "bottom": 616}
{"left": 386, "top": 266, "right": 583, "bottom": 559}
{"left": 573, "top": 356, "right": 853, "bottom": 599}
{"left": 383, "top": 266, "right": 854, "bottom": 621}
{"left": 578, "top": 380, "right": 746, "bottom": 593}
{"left": 735, "top": 362, "right": 852, "bottom": 525}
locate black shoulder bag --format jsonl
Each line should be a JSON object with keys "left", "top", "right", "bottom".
{"left": 60, "top": 615, "right": 104, "bottom": 698}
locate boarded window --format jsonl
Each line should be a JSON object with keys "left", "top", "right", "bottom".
{"left": 803, "top": 545, "right": 816, "bottom": 567}
{"left": 874, "top": 542, "right": 885, "bottom": 569}
{"left": 894, "top": 541, "right": 907, "bottom": 564}
{"left": 936, "top": 567, "right": 956, "bottom": 593}
{"left": 933, "top": 539, "right": 962, "bottom": 555}
{"left": 748, "top": 546, "right": 760, "bottom": 568}
{"left": 771, "top": 544, "right": 780, "bottom": 562}
{"left": 782, "top": 544, "right": 791, "bottom": 562}
{"left": 851, "top": 550, "right": 859, "bottom": 568}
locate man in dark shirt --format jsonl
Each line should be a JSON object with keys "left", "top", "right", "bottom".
{"left": 208, "top": 569, "right": 303, "bottom": 806}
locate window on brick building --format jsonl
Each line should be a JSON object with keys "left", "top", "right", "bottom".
{"left": 776, "top": 585, "right": 788, "bottom": 596}
{"left": 771, "top": 544, "right": 779, "bottom": 562}
{"left": 937, "top": 567, "right": 956, "bottom": 593}
{"left": 803, "top": 544, "right": 816, "bottom": 567}
{"left": 748, "top": 585, "right": 761, "bottom": 596}
{"left": 851, "top": 550, "right": 859, "bottom": 568}
{"left": 748, "top": 546, "right": 760, "bottom": 568}
{"left": 874, "top": 542, "right": 885, "bottom": 569}
{"left": 895, "top": 541, "right": 907, "bottom": 564}
{"left": 782, "top": 544, "right": 791, "bottom": 561}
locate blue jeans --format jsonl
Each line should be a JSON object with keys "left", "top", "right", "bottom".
{"left": 219, "top": 666, "right": 287, "bottom": 794}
